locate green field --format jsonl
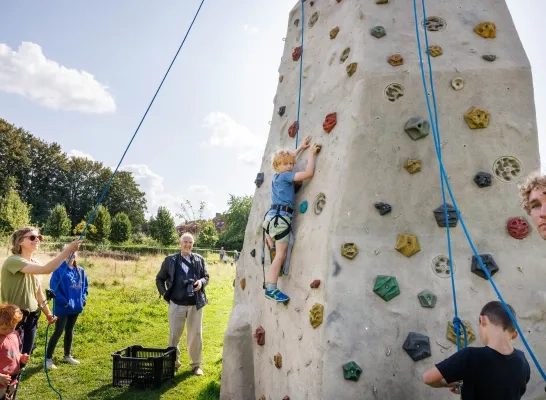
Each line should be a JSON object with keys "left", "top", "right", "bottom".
{"left": 0, "top": 251, "right": 234, "bottom": 400}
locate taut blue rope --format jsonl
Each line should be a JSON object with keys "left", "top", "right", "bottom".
{"left": 295, "top": 0, "right": 305, "bottom": 148}
{"left": 412, "top": 0, "right": 546, "bottom": 381}
{"left": 44, "top": 1, "right": 207, "bottom": 398}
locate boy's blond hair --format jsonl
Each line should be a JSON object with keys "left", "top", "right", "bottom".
{"left": 0, "top": 304, "right": 23, "bottom": 328}
{"left": 271, "top": 150, "right": 296, "bottom": 173}
{"left": 519, "top": 171, "right": 546, "bottom": 214}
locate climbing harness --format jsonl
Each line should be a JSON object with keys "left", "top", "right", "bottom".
{"left": 38, "top": 1, "right": 207, "bottom": 399}
{"left": 413, "top": 0, "right": 546, "bottom": 386}
{"left": 261, "top": 205, "right": 294, "bottom": 288}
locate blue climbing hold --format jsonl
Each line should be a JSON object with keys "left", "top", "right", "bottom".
{"left": 300, "top": 200, "right": 308, "bottom": 213}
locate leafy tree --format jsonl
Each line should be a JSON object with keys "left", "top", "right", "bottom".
{"left": 149, "top": 207, "right": 177, "bottom": 246}
{"left": 104, "top": 171, "right": 147, "bottom": 233}
{"left": 0, "top": 120, "right": 31, "bottom": 197}
{"left": 110, "top": 212, "right": 132, "bottom": 243}
{"left": 73, "top": 221, "right": 97, "bottom": 237}
{"left": 217, "top": 195, "right": 253, "bottom": 250}
{"left": 45, "top": 204, "right": 72, "bottom": 239}
{"left": 0, "top": 185, "right": 32, "bottom": 234}
{"left": 198, "top": 220, "right": 219, "bottom": 248}
{"left": 84, "top": 205, "right": 111, "bottom": 243}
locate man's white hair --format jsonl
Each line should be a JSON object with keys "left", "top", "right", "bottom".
{"left": 179, "top": 233, "right": 195, "bottom": 242}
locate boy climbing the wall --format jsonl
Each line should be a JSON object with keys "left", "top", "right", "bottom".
{"left": 0, "top": 304, "right": 30, "bottom": 399}
{"left": 423, "top": 301, "right": 530, "bottom": 399}
{"left": 263, "top": 135, "right": 320, "bottom": 302}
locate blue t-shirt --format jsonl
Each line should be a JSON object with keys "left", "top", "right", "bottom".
{"left": 268, "top": 171, "right": 296, "bottom": 217}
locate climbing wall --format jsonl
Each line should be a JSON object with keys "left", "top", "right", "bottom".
{"left": 221, "top": 1, "right": 546, "bottom": 399}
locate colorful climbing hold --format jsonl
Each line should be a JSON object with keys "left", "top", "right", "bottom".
{"left": 483, "top": 54, "right": 496, "bottom": 62}
{"left": 274, "top": 353, "right": 283, "bottom": 368}
{"left": 250, "top": 249, "right": 256, "bottom": 257}
{"left": 323, "top": 112, "right": 337, "bottom": 133}
{"left": 403, "top": 332, "right": 432, "bottom": 361}
{"left": 346, "top": 62, "right": 357, "bottom": 77}
{"left": 433, "top": 204, "right": 459, "bottom": 228}
{"left": 388, "top": 54, "right": 403, "bottom": 66}
{"left": 240, "top": 278, "right": 246, "bottom": 290}
{"left": 309, "top": 303, "right": 324, "bottom": 328}
{"left": 507, "top": 217, "right": 530, "bottom": 240}
{"left": 451, "top": 77, "right": 464, "bottom": 90}
{"left": 404, "top": 159, "right": 421, "bottom": 174}
{"left": 464, "top": 107, "right": 490, "bottom": 129}
{"left": 340, "top": 47, "right": 350, "bottom": 63}
{"left": 292, "top": 46, "right": 302, "bottom": 61}
{"left": 259, "top": 396, "right": 266, "bottom": 400}
{"left": 254, "top": 326, "right": 265, "bottom": 345}
{"left": 471, "top": 254, "right": 499, "bottom": 280}
{"left": 417, "top": 290, "right": 437, "bottom": 308}
{"left": 404, "top": 116, "right": 430, "bottom": 140}
{"left": 474, "top": 22, "right": 496, "bottom": 38}
{"left": 283, "top": 397, "right": 290, "bottom": 400}
{"left": 342, "top": 361, "right": 362, "bottom": 381}
{"left": 314, "top": 192, "right": 326, "bottom": 214}
{"left": 330, "top": 27, "right": 340, "bottom": 39}
{"left": 299, "top": 200, "right": 308, "bottom": 214}
{"left": 427, "top": 45, "right": 443, "bottom": 57}
{"left": 374, "top": 202, "right": 392, "bottom": 215}
{"left": 446, "top": 320, "right": 476, "bottom": 347}
{"left": 254, "top": 172, "right": 264, "bottom": 188}
{"left": 373, "top": 275, "right": 400, "bottom": 301}
{"left": 341, "top": 243, "right": 358, "bottom": 259}
{"left": 288, "top": 121, "right": 298, "bottom": 138}
{"left": 474, "top": 171, "right": 492, "bottom": 188}
{"left": 371, "top": 26, "right": 386, "bottom": 38}
{"left": 310, "top": 279, "right": 321, "bottom": 289}
{"left": 395, "top": 234, "right": 421, "bottom": 258}
{"left": 278, "top": 106, "right": 286, "bottom": 117}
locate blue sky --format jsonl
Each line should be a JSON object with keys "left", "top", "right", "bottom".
{"left": 0, "top": 0, "right": 544, "bottom": 221}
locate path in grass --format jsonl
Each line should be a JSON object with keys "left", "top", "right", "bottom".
{"left": 5, "top": 253, "right": 235, "bottom": 400}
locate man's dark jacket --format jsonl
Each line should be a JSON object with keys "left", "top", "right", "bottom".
{"left": 155, "top": 252, "right": 209, "bottom": 311}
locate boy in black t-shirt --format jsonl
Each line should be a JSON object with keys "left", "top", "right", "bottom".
{"left": 423, "top": 301, "right": 531, "bottom": 399}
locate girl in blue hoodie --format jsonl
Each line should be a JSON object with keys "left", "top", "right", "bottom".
{"left": 46, "top": 252, "right": 88, "bottom": 369}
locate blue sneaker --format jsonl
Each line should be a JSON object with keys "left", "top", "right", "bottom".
{"left": 265, "top": 288, "right": 290, "bottom": 303}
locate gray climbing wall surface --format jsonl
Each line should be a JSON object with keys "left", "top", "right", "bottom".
{"left": 220, "top": 1, "right": 546, "bottom": 399}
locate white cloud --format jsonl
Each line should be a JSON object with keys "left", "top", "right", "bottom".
{"left": 202, "top": 112, "right": 266, "bottom": 167}
{"left": 243, "top": 24, "right": 259, "bottom": 34}
{"left": 67, "top": 149, "right": 95, "bottom": 161}
{"left": 120, "top": 164, "right": 219, "bottom": 221}
{"left": 0, "top": 42, "right": 116, "bottom": 113}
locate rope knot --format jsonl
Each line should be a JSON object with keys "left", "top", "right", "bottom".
{"left": 452, "top": 317, "right": 468, "bottom": 350}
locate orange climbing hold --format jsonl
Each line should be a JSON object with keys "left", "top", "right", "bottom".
{"left": 292, "top": 46, "right": 302, "bottom": 61}
{"left": 323, "top": 112, "right": 337, "bottom": 133}
{"left": 288, "top": 121, "right": 298, "bottom": 138}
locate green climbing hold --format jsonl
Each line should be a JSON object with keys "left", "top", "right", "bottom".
{"left": 342, "top": 361, "right": 362, "bottom": 381}
{"left": 417, "top": 289, "right": 437, "bottom": 308}
{"left": 373, "top": 275, "right": 400, "bottom": 301}
{"left": 300, "top": 200, "right": 308, "bottom": 214}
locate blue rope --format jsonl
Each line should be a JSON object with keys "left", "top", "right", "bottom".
{"left": 412, "top": 0, "right": 546, "bottom": 382}
{"left": 295, "top": 0, "right": 305, "bottom": 148}
{"left": 44, "top": 1, "right": 207, "bottom": 398}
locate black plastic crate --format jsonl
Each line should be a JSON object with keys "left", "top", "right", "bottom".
{"left": 111, "top": 345, "right": 176, "bottom": 389}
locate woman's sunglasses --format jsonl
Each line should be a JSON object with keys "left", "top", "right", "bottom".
{"left": 24, "top": 234, "right": 43, "bottom": 242}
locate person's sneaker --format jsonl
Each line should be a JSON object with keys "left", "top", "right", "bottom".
{"left": 264, "top": 288, "right": 290, "bottom": 303}
{"left": 46, "top": 359, "right": 57, "bottom": 369}
{"left": 63, "top": 355, "right": 80, "bottom": 365}
{"left": 193, "top": 367, "right": 204, "bottom": 376}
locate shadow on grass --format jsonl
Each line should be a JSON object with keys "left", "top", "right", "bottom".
{"left": 86, "top": 369, "right": 222, "bottom": 400}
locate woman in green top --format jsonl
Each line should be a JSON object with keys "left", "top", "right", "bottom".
{"left": 1, "top": 226, "right": 81, "bottom": 355}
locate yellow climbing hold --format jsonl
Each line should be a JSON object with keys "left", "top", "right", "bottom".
{"left": 474, "top": 22, "right": 496, "bottom": 39}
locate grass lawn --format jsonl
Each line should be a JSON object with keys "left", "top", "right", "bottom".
{"left": 0, "top": 251, "right": 234, "bottom": 400}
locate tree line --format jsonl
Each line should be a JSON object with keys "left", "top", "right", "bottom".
{"left": 0, "top": 118, "right": 252, "bottom": 250}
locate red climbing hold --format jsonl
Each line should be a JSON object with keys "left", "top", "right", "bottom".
{"left": 310, "top": 279, "right": 321, "bottom": 289}
{"left": 288, "top": 121, "right": 298, "bottom": 138}
{"left": 292, "top": 46, "right": 302, "bottom": 61}
{"left": 254, "top": 326, "right": 265, "bottom": 345}
{"left": 507, "top": 217, "right": 530, "bottom": 240}
{"left": 283, "top": 397, "right": 290, "bottom": 400}
{"left": 323, "top": 112, "right": 337, "bottom": 133}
